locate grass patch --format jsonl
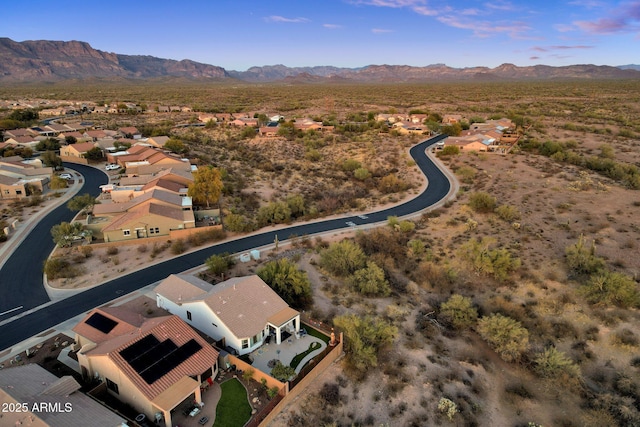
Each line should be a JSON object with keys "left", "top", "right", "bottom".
{"left": 289, "top": 341, "right": 322, "bottom": 369}
{"left": 305, "top": 325, "right": 330, "bottom": 344}
{"left": 213, "top": 378, "right": 252, "bottom": 427}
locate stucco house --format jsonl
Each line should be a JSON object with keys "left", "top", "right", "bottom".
{"left": 60, "top": 142, "right": 96, "bottom": 160}
{"left": 0, "top": 363, "right": 126, "bottom": 427}
{"left": 155, "top": 274, "right": 300, "bottom": 356}
{"left": 72, "top": 307, "right": 219, "bottom": 427}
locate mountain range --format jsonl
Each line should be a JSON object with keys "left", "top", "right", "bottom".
{"left": 1, "top": 38, "right": 639, "bottom": 83}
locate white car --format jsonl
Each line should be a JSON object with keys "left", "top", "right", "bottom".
{"left": 105, "top": 163, "right": 120, "bottom": 171}
{"left": 59, "top": 173, "right": 73, "bottom": 180}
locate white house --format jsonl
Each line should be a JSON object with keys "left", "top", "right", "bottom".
{"left": 155, "top": 274, "right": 300, "bottom": 356}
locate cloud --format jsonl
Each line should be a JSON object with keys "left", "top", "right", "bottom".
{"left": 554, "top": 23, "right": 575, "bottom": 32}
{"left": 461, "top": 8, "right": 481, "bottom": 16}
{"left": 264, "top": 15, "right": 310, "bottom": 23}
{"left": 531, "top": 45, "right": 594, "bottom": 52}
{"left": 323, "top": 23, "right": 343, "bottom": 29}
{"left": 568, "top": 0, "right": 607, "bottom": 9}
{"left": 484, "top": 1, "right": 515, "bottom": 11}
{"left": 437, "top": 15, "right": 531, "bottom": 39}
{"left": 349, "top": 0, "right": 426, "bottom": 7}
{"left": 372, "top": 28, "right": 394, "bottom": 33}
{"left": 530, "top": 56, "right": 541, "bottom": 60}
{"left": 574, "top": 1, "right": 640, "bottom": 34}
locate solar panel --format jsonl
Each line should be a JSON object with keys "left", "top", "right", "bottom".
{"left": 138, "top": 339, "right": 203, "bottom": 384}
{"left": 85, "top": 312, "right": 118, "bottom": 334}
{"left": 119, "top": 335, "right": 159, "bottom": 362}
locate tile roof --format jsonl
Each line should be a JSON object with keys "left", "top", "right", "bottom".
{"left": 0, "top": 364, "right": 126, "bottom": 427}
{"left": 155, "top": 275, "right": 297, "bottom": 339}
{"left": 78, "top": 314, "right": 219, "bottom": 401}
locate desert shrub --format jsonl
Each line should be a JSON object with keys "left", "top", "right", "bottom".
{"left": 533, "top": 346, "right": 580, "bottom": 379}
{"left": 581, "top": 270, "right": 640, "bottom": 308}
{"left": 611, "top": 328, "right": 639, "bottom": 348}
{"left": 458, "top": 237, "right": 521, "bottom": 282}
{"left": 437, "top": 397, "right": 458, "bottom": 421}
{"left": 106, "top": 246, "right": 119, "bottom": 255}
{"left": 257, "top": 258, "right": 312, "bottom": 309}
{"left": 378, "top": 173, "right": 409, "bottom": 194}
{"left": 242, "top": 368, "right": 254, "bottom": 382}
{"left": 334, "top": 313, "right": 397, "bottom": 374}
{"left": 495, "top": 204, "right": 521, "bottom": 221}
{"left": 349, "top": 261, "right": 390, "bottom": 297}
{"left": 319, "top": 382, "right": 341, "bottom": 406}
{"left": 440, "top": 145, "right": 460, "bottom": 156}
{"left": 565, "top": 234, "right": 606, "bottom": 276}
{"left": 398, "top": 220, "right": 416, "bottom": 233}
{"left": 256, "top": 201, "right": 291, "bottom": 226}
{"left": 440, "top": 294, "right": 478, "bottom": 330}
{"left": 137, "top": 244, "right": 147, "bottom": 253}
{"left": 170, "top": 239, "right": 186, "bottom": 254}
{"left": 456, "top": 166, "right": 476, "bottom": 183}
{"left": 43, "top": 257, "right": 84, "bottom": 280}
{"left": 320, "top": 240, "right": 366, "bottom": 276}
{"left": 342, "top": 158, "right": 361, "bottom": 172}
{"left": 267, "top": 386, "right": 279, "bottom": 399}
{"left": 477, "top": 313, "right": 529, "bottom": 362}
{"left": 78, "top": 246, "right": 93, "bottom": 258}
{"left": 205, "top": 253, "right": 235, "bottom": 277}
{"left": 354, "top": 167, "right": 371, "bottom": 180}
{"left": 468, "top": 192, "right": 497, "bottom": 213}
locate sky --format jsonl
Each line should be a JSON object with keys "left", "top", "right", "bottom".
{"left": 3, "top": 0, "right": 639, "bottom": 70}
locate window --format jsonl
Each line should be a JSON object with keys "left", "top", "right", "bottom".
{"left": 123, "top": 229, "right": 130, "bottom": 236}
{"left": 242, "top": 339, "right": 249, "bottom": 349}
{"left": 15, "top": 190, "right": 22, "bottom": 195}
{"left": 187, "top": 311, "right": 192, "bottom": 321}
{"left": 149, "top": 227, "right": 160, "bottom": 234}
{"left": 211, "top": 322, "right": 217, "bottom": 328}
{"left": 106, "top": 378, "right": 119, "bottom": 394}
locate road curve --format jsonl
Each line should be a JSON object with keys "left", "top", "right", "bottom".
{"left": 0, "top": 134, "right": 450, "bottom": 351}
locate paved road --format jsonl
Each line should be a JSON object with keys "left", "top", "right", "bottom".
{"left": 0, "top": 135, "right": 449, "bottom": 351}
{"left": 0, "top": 164, "right": 108, "bottom": 316}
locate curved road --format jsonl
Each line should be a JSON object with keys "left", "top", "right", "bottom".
{"left": 0, "top": 134, "right": 449, "bottom": 351}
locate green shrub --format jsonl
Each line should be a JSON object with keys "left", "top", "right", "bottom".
{"left": 565, "top": 234, "right": 606, "bottom": 276}
{"left": 581, "top": 270, "right": 640, "bottom": 308}
{"left": 349, "top": 261, "right": 390, "bottom": 297}
{"left": 495, "top": 204, "right": 521, "bottom": 222}
{"left": 533, "top": 347, "right": 580, "bottom": 379}
{"left": 320, "top": 240, "right": 366, "bottom": 276}
{"left": 477, "top": 313, "right": 529, "bottom": 362}
{"left": 468, "top": 192, "right": 497, "bottom": 213}
{"left": 440, "top": 294, "right": 478, "bottom": 330}
{"left": 170, "top": 239, "right": 186, "bottom": 255}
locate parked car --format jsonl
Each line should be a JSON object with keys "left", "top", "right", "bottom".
{"left": 105, "top": 163, "right": 120, "bottom": 171}
{"left": 59, "top": 173, "right": 73, "bottom": 180}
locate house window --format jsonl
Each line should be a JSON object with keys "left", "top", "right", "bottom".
{"left": 211, "top": 322, "right": 217, "bottom": 328}
{"left": 250, "top": 333, "right": 260, "bottom": 346}
{"left": 242, "top": 339, "right": 249, "bottom": 349}
{"left": 106, "top": 378, "right": 119, "bottom": 394}
{"left": 149, "top": 227, "right": 160, "bottom": 234}
{"left": 187, "top": 311, "right": 192, "bottom": 321}
{"left": 123, "top": 229, "right": 130, "bottom": 236}
{"left": 15, "top": 190, "right": 22, "bottom": 195}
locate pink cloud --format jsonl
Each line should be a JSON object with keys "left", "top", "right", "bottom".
{"left": 264, "top": 15, "right": 310, "bottom": 23}
{"left": 574, "top": 1, "right": 640, "bottom": 34}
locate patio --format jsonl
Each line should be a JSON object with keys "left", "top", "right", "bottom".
{"left": 248, "top": 332, "right": 326, "bottom": 375}
{"left": 170, "top": 382, "right": 221, "bottom": 427}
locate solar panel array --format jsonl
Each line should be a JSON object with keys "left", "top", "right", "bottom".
{"left": 119, "top": 335, "right": 203, "bottom": 384}
{"left": 85, "top": 312, "right": 118, "bottom": 334}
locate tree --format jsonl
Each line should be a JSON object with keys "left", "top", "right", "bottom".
{"left": 441, "top": 123, "right": 462, "bottom": 136}
{"left": 320, "top": 240, "right": 366, "bottom": 276}
{"left": 334, "top": 314, "right": 397, "bottom": 373}
{"left": 188, "top": 166, "right": 223, "bottom": 208}
{"left": 256, "top": 201, "right": 291, "bottom": 227}
{"left": 286, "top": 194, "right": 306, "bottom": 218}
{"left": 458, "top": 237, "right": 520, "bottom": 281}
{"left": 270, "top": 361, "right": 296, "bottom": 381}
{"left": 164, "top": 138, "right": 188, "bottom": 154}
{"left": 67, "top": 193, "right": 97, "bottom": 212}
{"left": 85, "top": 147, "right": 104, "bottom": 161}
{"left": 440, "top": 294, "right": 478, "bottom": 330}
{"left": 65, "top": 135, "right": 77, "bottom": 144}
{"left": 477, "top": 313, "right": 529, "bottom": 362}
{"left": 349, "top": 261, "right": 390, "bottom": 296}
{"left": 50, "top": 221, "right": 84, "bottom": 247}
{"left": 257, "top": 258, "right": 312, "bottom": 309}
{"left": 49, "top": 175, "right": 68, "bottom": 190}
{"left": 36, "top": 138, "right": 60, "bottom": 151}
{"left": 41, "top": 151, "right": 62, "bottom": 169}
{"left": 580, "top": 270, "right": 640, "bottom": 308}
{"left": 223, "top": 213, "right": 254, "bottom": 232}
{"left": 440, "top": 145, "right": 460, "bottom": 156}
{"left": 205, "top": 253, "right": 234, "bottom": 276}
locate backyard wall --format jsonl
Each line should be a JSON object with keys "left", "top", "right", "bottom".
{"left": 227, "top": 354, "right": 285, "bottom": 391}
{"left": 256, "top": 331, "right": 344, "bottom": 427}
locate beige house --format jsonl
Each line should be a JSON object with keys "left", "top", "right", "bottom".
{"left": 146, "top": 136, "right": 171, "bottom": 148}
{"left": 72, "top": 307, "right": 219, "bottom": 427}
{"left": 0, "top": 363, "right": 126, "bottom": 427}
{"left": 155, "top": 274, "right": 300, "bottom": 356}
{"left": 91, "top": 188, "right": 195, "bottom": 242}
{"left": 0, "top": 157, "right": 52, "bottom": 198}
{"left": 60, "top": 142, "right": 96, "bottom": 160}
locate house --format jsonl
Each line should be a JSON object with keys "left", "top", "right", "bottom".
{"left": 4, "top": 135, "right": 42, "bottom": 149}
{"left": 118, "top": 126, "right": 141, "bottom": 139}
{"left": 83, "top": 130, "right": 108, "bottom": 141}
{"left": 444, "top": 134, "right": 494, "bottom": 151}
{"left": 106, "top": 145, "right": 191, "bottom": 175}
{"left": 91, "top": 188, "right": 195, "bottom": 241}
{"left": 0, "top": 363, "right": 126, "bottom": 427}
{"left": 146, "top": 136, "right": 170, "bottom": 148}
{"left": 198, "top": 113, "right": 217, "bottom": 123}
{"left": 0, "top": 156, "right": 53, "bottom": 198}
{"left": 391, "top": 122, "right": 428, "bottom": 135}
{"left": 442, "top": 114, "right": 463, "bottom": 124}
{"left": 258, "top": 126, "right": 280, "bottom": 137}
{"left": 60, "top": 142, "right": 96, "bottom": 160}
{"left": 229, "top": 118, "right": 258, "bottom": 127}
{"left": 155, "top": 274, "right": 300, "bottom": 356}
{"left": 2, "top": 128, "right": 38, "bottom": 140}
{"left": 72, "top": 307, "right": 219, "bottom": 427}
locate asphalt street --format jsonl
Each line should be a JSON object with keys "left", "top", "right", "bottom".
{"left": 0, "top": 134, "right": 449, "bottom": 351}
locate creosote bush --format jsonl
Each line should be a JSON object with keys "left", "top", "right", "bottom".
{"left": 477, "top": 313, "right": 529, "bottom": 362}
